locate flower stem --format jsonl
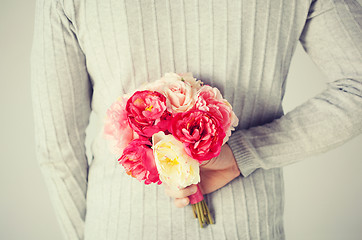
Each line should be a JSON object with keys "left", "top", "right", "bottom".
{"left": 191, "top": 204, "right": 197, "bottom": 218}
{"left": 196, "top": 202, "right": 203, "bottom": 227}
{"left": 191, "top": 200, "right": 214, "bottom": 228}
{"left": 189, "top": 185, "right": 214, "bottom": 228}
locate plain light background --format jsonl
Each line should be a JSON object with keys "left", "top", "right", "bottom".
{"left": 0, "top": 1, "right": 361, "bottom": 239}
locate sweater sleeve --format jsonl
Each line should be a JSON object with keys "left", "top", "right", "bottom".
{"left": 228, "top": 0, "right": 362, "bottom": 177}
{"left": 31, "top": 0, "right": 92, "bottom": 239}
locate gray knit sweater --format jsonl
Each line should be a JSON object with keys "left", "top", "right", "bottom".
{"left": 31, "top": 0, "right": 362, "bottom": 239}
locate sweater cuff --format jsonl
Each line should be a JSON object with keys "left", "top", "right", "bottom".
{"left": 227, "top": 130, "right": 261, "bottom": 177}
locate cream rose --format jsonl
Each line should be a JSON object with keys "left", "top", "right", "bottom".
{"left": 152, "top": 131, "right": 200, "bottom": 189}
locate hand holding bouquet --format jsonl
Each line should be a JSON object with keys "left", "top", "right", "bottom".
{"left": 104, "top": 73, "right": 238, "bottom": 227}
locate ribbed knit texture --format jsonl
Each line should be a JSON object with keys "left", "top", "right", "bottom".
{"left": 31, "top": 0, "right": 362, "bottom": 239}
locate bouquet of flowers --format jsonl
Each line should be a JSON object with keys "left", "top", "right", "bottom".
{"left": 104, "top": 73, "right": 238, "bottom": 227}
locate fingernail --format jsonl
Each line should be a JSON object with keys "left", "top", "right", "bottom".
{"left": 191, "top": 185, "right": 197, "bottom": 194}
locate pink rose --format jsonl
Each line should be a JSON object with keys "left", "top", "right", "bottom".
{"left": 171, "top": 110, "right": 226, "bottom": 162}
{"left": 126, "top": 90, "right": 171, "bottom": 137}
{"left": 143, "top": 73, "right": 203, "bottom": 114}
{"left": 118, "top": 139, "right": 161, "bottom": 185}
{"left": 194, "top": 86, "right": 239, "bottom": 143}
{"left": 104, "top": 96, "right": 139, "bottom": 155}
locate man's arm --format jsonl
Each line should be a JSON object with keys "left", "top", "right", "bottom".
{"left": 228, "top": 0, "right": 362, "bottom": 177}
{"left": 31, "top": 0, "right": 92, "bottom": 239}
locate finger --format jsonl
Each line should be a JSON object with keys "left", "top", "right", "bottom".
{"left": 174, "top": 197, "right": 190, "bottom": 208}
{"left": 164, "top": 184, "right": 198, "bottom": 199}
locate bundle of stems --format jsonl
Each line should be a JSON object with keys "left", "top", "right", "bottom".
{"left": 191, "top": 200, "right": 214, "bottom": 228}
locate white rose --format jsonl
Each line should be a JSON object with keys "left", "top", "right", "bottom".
{"left": 152, "top": 131, "right": 200, "bottom": 189}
